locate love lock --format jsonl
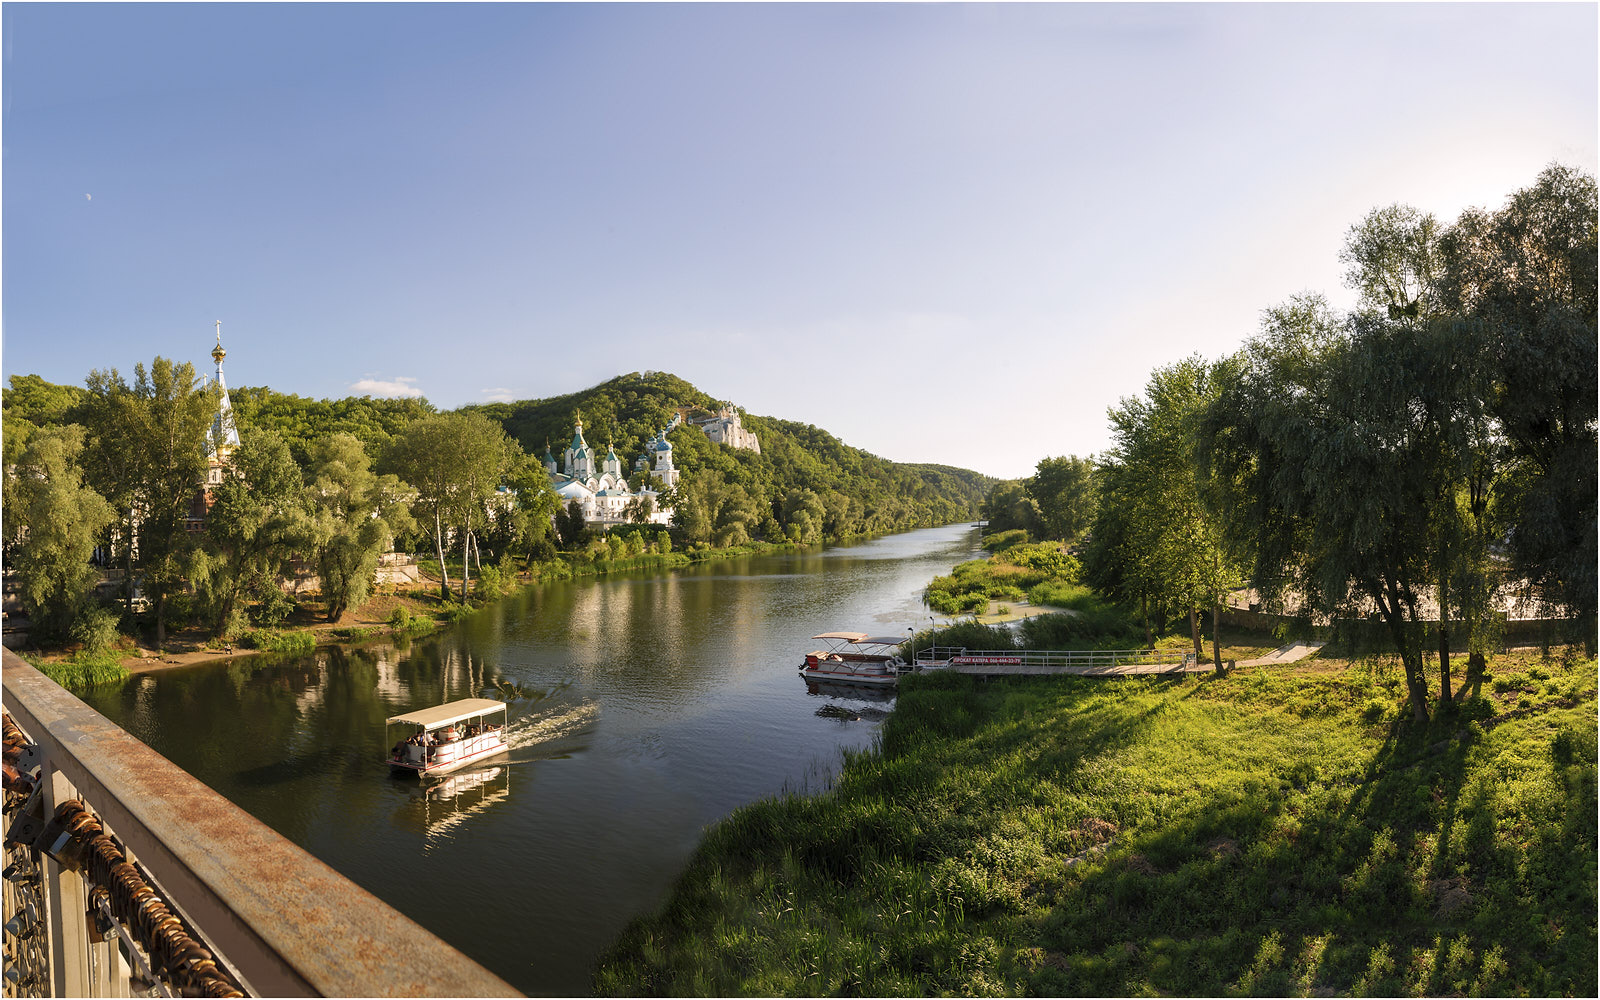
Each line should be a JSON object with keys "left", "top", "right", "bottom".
{"left": 2, "top": 785, "right": 44, "bottom": 850}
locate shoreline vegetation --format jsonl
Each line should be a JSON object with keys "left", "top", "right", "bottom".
{"left": 594, "top": 646, "right": 1597, "bottom": 996}
{"left": 15, "top": 533, "right": 835, "bottom": 685}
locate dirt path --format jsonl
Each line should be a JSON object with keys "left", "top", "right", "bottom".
{"left": 1235, "top": 640, "right": 1326, "bottom": 668}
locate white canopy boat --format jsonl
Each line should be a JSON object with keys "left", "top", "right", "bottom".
{"left": 798, "top": 632, "right": 914, "bottom": 687}
{"left": 385, "top": 698, "right": 509, "bottom": 777}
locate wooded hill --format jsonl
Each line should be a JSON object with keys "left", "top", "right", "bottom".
{"left": 460, "top": 372, "right": 995, "bottom": 543}
{"left": 5, "top": 369, "right": 993, "bottom": 545}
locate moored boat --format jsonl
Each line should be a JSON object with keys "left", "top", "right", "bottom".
{"left": 798, "top": 632, "right": 914, "bottom": 687}
{"left": 385, "top": 698, "right": 510, "bottom": 777}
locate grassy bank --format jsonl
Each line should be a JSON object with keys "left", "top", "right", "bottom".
{"left": 595, "top": 647, "right": 1597, "bottom": 996}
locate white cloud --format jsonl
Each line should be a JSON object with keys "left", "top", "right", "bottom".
{"left": 350, "top": 376, "right": 423, "bottom": 398}
{"left": 480, "top": 387, "right": 517, "bottom": 403}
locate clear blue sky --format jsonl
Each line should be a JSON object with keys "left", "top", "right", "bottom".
{"left": 3, "top": 2, "right": 1595, "bottom": 479}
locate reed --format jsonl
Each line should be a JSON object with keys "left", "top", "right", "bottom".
{"left": 23, "top": 650, "right": 129, "bottom": 689}
{"left": 237, "top": 628, "right": 316, "bottom": 654}
{"left": 594, "top": 648, "right": 1597, "bottom": 996}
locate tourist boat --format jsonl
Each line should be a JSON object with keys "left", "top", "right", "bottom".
{"left": 798, "top": 632, "right": 915, "bottom": 687}
{"left": 385, "top": 698, "right": 510, "bottom": 777}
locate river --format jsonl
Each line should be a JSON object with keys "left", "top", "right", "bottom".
{"left": 80, "top": 522, "right": 983, "bottom": 995}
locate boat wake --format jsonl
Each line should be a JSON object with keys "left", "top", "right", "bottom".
{"left": 502, "top": 701, "right": 599, "bottom": 757}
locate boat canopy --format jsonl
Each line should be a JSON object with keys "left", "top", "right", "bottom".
{"left": 387, "top": 698, "right": 507, "bottom": 730}
{"left": 812, "top": 631, "right": 869, "bottom": 641}
{"left": 859, "top": 637, "right": 910, "bottom": 647}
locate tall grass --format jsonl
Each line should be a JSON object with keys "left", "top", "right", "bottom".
{"left": 237, "top": 628, "right": 316, "bottom": 654}
{"left": 595, "top": 648, "right": 1597, "bottom": 996}
{"left": 22, "top": 650, "right": 129, "bottom": 689}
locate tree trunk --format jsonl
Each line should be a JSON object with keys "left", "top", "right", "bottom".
{"left": 459, "top": 514, "right": 471, "bottom": 604}
{"left": 1437, "top": 554, "right": 1452, "bottom": 704}
{"left": 124, "top": 513, "right": 136, "bottom": 617}
{"left": 434, "top": 508, "right": 450, "bottom": 600}
{"left": 1188, "top": 606, "right": 1203, "bottom": 664}
{"left": 1377, "top": 577, "right": 1430, "bottom": 722}
{"left": 1142, "top": 593, "right": 1152, "bottom": 648}
{"left": 155, "top": 591, "right": 166, "bottom": 653}
{"left": 1212, "top": 597, "right": 1225, "bottom": 676}
{"left": 471, "top": 531, "right": 483, "bottom": 575}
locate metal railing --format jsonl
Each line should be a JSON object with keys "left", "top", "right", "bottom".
{"left": 1, "top": 649, "right": 520, "bottom": 998}
{"left": 914, "top": 646, "right": 1198, "bottom": 672}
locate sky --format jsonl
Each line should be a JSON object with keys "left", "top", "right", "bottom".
{"left": 3, "top": 2, "right": 1595, "bottom": 480}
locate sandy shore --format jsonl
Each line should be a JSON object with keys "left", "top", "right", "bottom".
{"left": 121, "top": 645, "right": 271, "bottom": 674}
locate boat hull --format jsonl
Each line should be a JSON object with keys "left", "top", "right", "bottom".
{"left": 389, "top": 735, "right": 509, "bottom": 777}
{"left": 798, "top": 664, "right": 901, "bottom": 687}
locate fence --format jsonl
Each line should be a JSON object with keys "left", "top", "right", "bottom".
{"left": 1, "top": 649, "right": 518, "bottom": 998}
{"left": 914, "top": 646, "right": 1198, "bottom": 673}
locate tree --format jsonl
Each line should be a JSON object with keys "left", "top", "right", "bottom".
{"left": 624, "top": 493, "right": 657, "bottom": 525}
{"left": 1439, "top": 164, "right": 1598, "bottom": 626}
{"left": 308, "top": 434, "right": 415, "bottom": 622}
{"left": 1340, "top": 203, "right": 1446, "bottom": 320}
{"left": 384, "top": 413, "right": 519, "bottom": 600}
{"left": 197, "top": 431, "right": 311, "bottom": 636}
{"left": 1208, "top": 297, "right": 1460, "bottom": 720}
{"left": 501, "top": 455, "right": 562, "bottom": 563}
{"left": 6, "top": 425, "right": 116, "bottom": 636}
{"left": 1092, "top": 357, "right": 1234, "bottom": 670}
{"left": 80, "top": 359, "right": 219, "bottom": 649}
{"left": 979, "top": 481, "right": 1040, "bottom": 537}
{"left": 782, "top": 488, "right": 826, "bottom": 544}
{"left": 2, "top": 374, "right": 88, "bottom": 468}
{"left": 1027, "top": 455, "right": 1096, "bottom": 542}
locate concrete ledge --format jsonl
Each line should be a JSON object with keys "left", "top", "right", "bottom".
{"left": 2, "top": 648, "right": 521, "bottom": 998}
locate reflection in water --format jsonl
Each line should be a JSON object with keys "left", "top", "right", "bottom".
{"left": 80, "top": 522, "right": 984, "bottom": 996}
{"left": 397, "top": 766, "right": 513, "bottom": 847}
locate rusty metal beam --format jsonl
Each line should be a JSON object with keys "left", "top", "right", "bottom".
{"left": 2, "top": 649, "right": 521, "bottom": 998}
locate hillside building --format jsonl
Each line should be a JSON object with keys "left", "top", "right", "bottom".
{"left": 545, "top": 416, "right": 675, "bottom": 529}
{"left": 688, "top": 404, "right": 759, "bottom": 454}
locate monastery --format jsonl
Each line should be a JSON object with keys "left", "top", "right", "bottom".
{"left": 544, "top": 417, "right": 677, "bottom": 529}
{"left": 541, "top": 403, "right": 759, "bottom": 529}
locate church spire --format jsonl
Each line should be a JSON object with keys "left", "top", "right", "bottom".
{"left": 206, "top": 322, "right": 241, "bottom": 460}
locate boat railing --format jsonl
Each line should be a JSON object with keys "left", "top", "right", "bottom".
{"left": 1, "top": 649, "right": 518, "bottom": 998}
{"left": 914, "top": 646, "right": 1198, "bottom": 671}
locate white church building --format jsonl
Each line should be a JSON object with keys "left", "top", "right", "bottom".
{"left": 544, "top": 416, "right": 676, "bottom": 529}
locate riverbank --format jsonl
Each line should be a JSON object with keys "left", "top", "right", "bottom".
{"left": 594, "top": 645, "right": 1598, "bottom": 996}
{"left": 13, "top": 534, "right": 882, "bottom": 682}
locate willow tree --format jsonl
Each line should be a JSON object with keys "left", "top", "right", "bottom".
{"left": 308, "top": 433, "right": 415, "bottom": 621}
{"left": 1440, "top": 164, "right": 1598, "bottom": 629}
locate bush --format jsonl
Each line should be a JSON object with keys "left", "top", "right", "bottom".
{"left": 982, "top": 529, "right": 1031, "bottom": 552}
{"left": 1018, "top": 609, "right": 1140, "bottom": 650}
{"left": 69, "top": 606, "right": 123, "bottom": 656}
{"left": 475, "top": 564, "right": 510, "bottom": 601}
{"left": 387, "top": 605, "right": 436, "bottom": 636}
{"left": 927, "top": 621, "right": 1017, "bottom": 652}
{"left": 250, "top": 587, "right": 296, "bottom": 628}
{"left": 238, "top": 629, "right": 316, "bottom": 654}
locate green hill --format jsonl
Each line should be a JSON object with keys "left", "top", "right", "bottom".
{"left": 461, "top": 372, "right": 994, "bottom": 543}
{"left": 7, "top": 369, "right": 993, "bottom": 545}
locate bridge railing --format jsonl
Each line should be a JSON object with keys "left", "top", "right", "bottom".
{"left": 1, "top": 649, "right": 519, "bottom": 998}
{"left": 913, "top": 646, "right": 1197, "bottom": 671}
